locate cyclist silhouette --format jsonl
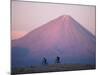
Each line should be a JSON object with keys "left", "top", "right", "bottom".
{"left": 55, "top": 56, "right": 60, "bottom": 64}
{"left": 42, "top": 57, "right": 48, "bottom": 65}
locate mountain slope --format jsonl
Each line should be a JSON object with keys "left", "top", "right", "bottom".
{"left": 12, "top": 15, "right": 96, "bottom": 68}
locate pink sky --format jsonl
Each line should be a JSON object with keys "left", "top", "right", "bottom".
{"left": 11, "top": 1, "right": 96, "bottom": 40}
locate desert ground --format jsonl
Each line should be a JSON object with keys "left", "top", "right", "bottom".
{"left": 11, "top": 64, "right": 95, "bottom": 75}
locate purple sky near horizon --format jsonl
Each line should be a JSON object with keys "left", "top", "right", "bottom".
{"left": 12, "top": 1, "right": 96, "bottom": 40}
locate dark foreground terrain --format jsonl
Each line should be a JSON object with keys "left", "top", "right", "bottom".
{"left": 11, "top": 64, "right": 95, "bottom": 75}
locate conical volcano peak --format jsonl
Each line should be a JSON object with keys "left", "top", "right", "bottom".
{"left": 55, "top": 15, "right": 74, "bottom": 25}
{"left": 60, "top": 15, "right": 71, "bottom": 18}
{"left": 58, "top": 15, "right": 72, "bottom": 20}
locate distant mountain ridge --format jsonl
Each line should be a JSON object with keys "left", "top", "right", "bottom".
{"left": 12, "top": 15, "right": 96, "bottom": 68}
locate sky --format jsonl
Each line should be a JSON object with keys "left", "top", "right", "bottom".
{"left": 12, "top": 1, "right": 96, "bottom": 40}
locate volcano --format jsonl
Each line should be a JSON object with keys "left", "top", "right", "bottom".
{"left": 12, "top": 15, "right": 96, "bottom": 68}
